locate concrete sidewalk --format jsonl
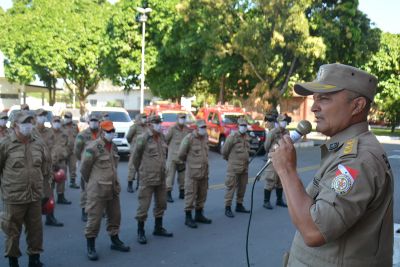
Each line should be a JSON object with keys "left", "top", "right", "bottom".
{"left": 306, "top": 131, "right": 400, "bottom": 145}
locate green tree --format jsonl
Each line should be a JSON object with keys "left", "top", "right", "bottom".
{"left": 364, "top": 33, "right": 400, "bottom": 132}
{"left": 307, "top": 0, "right": 381, "bottom": 67}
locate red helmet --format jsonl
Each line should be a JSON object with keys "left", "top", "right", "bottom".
{"left": 42, "top": 196, "right": 55, "bottom": 215}
{"left": 54, "top": 169, "right": 66, "bottom": 183}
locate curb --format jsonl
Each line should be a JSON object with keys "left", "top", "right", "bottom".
{"left": 306, "top": 132, "right": 400, "bottom": 145}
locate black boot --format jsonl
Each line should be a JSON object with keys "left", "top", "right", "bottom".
{"left": 276, "top": 188, "right": 288, "bottom": 207}
{"left": 179, "top": 189, "right": 184, "bottom": 199}
{"left": 137, "top": 221, "right": 147, "bottom": 244}
{"left": 87, "top": 237, "right": 98, "bottom": 261}
{"left": 8, "top": 257, "right": 19, "bottom": 267}
{"left": 194, "top": 209, "right": 212, "bottom": 224}
{"left": 57, "top": 193, "right": 71, "bottom": 205}
{"left": 69, "top": 180, "right": 80, "bottom": 189}
{"left": 153, "top": 217, "right": 173, "bottom": 237}
{"left": 127, "top": 181, "right": 134, "bottom": 193}
{"left": 110, "top": 235, "right": 130, "bottom": 252}
{"left": 225, "top": 206, "right": 234, "bottom": 218}
{"left": 45, "top": 212, "right": 64, "bottom": 227}
{"left": 81, "top": 208, "right": 88, "bottom": 222}
{"left": 235, "top": 203, "right": 250, "bottom": 213}
{"left": 28, "top": 254, "right": 44, "bottom": 267}
{"left": 167, "top": 191, "right": 174, "bottom": 203}
{"left": 263, "top": 189, "right": 273, "bottom": 209}
{"left": 185, "top": 211, "right": 197, "bottom": 228}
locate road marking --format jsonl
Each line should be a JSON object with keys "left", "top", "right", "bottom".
{"left": 388, "top": 155, "right": 400, "bottom": 159}
{"left": 209, "top": 164, "right": 320, "bottom": 190}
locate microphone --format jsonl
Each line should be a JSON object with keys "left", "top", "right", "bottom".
{"left": 255, "top": 120, "right": 312, "bottom": 180}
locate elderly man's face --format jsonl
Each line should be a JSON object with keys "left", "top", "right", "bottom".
{"left": 311, "top": 90, "right": 355, "bottom": 137}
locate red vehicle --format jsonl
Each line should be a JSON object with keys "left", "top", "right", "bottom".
{"left": 144, "top": 102, "right": 196, "bottom": 135}
{"left": 196, "top": 105, "right": 266, "bottom": 153}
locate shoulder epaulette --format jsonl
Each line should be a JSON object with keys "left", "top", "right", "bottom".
{"left": 339, "top": 138, "right": 358, "bottom": 158}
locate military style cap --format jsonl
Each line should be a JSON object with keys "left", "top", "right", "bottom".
{"left": 13, "top": 111, "right": 33, "bottom": 124}
{"left": 238, "top": 118, "right": 247, "bottom": 126}
{"left": 53, "top": 116, "right": 61, "bottom": 121}
{"left": 36, "top": 109, "right": 48, "bottom": 116}
{"left": 64, "top": 111, "right": 73, "bottom": 118}
{"left": 294, "top": 63, "right": 378, "bottom": 101}
{"left": 20, "top": 104, "right": 30, "bottom": 111}
{"left": 0, "top": 112, "right": 8, "bottom": 119}
{"left": 277, "top": 114, "right": 286, "bottom": 122}
{"left": 100, "top": 120, "right": 115, "bottom": 131}
{"left": 88, "top": 113, "right": 100, "bottom": 121}
{"left": 178, "top": 113, "right": 186, "bottom": 119}
{"left": 149, "top": 115, "right": 162, "bottom": 123}
{"left": 196, "top": 119, "right": 206, "bottom": 128}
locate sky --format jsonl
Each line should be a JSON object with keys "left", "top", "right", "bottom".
{"left": 0, "top": 0, "right": 399, "bottom": 34}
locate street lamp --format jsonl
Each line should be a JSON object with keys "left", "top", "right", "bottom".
{"left": 137, "top": 7, "right": 152, "bottom": 113}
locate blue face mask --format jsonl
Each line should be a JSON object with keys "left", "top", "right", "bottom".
{"left": 18, "top": 123, "right": 33, "bottom": 136}
{"left": 104, "top": 132, "right": 115, "bottom": 142}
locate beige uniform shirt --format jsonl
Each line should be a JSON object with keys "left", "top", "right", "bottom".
{"left": 178, "top": 131, "right": 209, "bottom": 180}
{"left": 126, "top": 122, "right": 147, "bottom": 146}
{"left": 52, "top": 129, "right": 70, "bottom": 165}
{"left": 288, "top": 122, "right": 393, "bottom": 267}
{"left": 0, "top": 131, "right": 51, "bottom": 203}
{"left": 0, "top": 127, "right": 10, "bottom": 139}
{"left": 165, "top": 123, "right": 191, "bottom": 164}
{"left": 36, "top": 126, "right": 55, "bottom": 151}
{"left": 80, "top": 139, "right": 120, "bottom": 200}
{"left": 264, "top": 127, "right": 289, "bottom": 172}
{"left": 74, "top": 128, "right": 101, "bottom": 161}
{"left": 221, "top": 131, "right": 250, "bottom": 174}
{"left": 132, "top": 130, "right": 167, "bottom": 186}
{"left": 62, "top": 122, "right": 79, "bottom": 155}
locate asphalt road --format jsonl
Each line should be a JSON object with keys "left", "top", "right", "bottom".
{"left": 0, "top": 140, "right": 399, "bottom": 267}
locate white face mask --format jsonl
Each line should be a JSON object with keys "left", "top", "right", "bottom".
{"left": 279, "top": 121, "right": 287, "bottom": 128}
{"left": 178, "top": 118, "right": 186, "bottom": 125}
{"left": 64, "top": 118, "right": 72, "bottom": 124}
{"left": 152, "top": 123, "right": 162, "bottom": 133}
{"left": 198, "top": 127, "right": 207, "bottom": 136}
{"left": 239, "top": 125, "right": 247, "bottom": 134}
{"left": 18, "top": 123, "right": 33, "bottom": 136}
{"left": 104, "top": 132, "right": 115, "bottom": 142}
{"left": 141, "top": 118, "right": 147, "bottom": 124}
{"left": 53, "top": 122, "right": 61, "bottom": 129}
{"left": 37, "top": 116, "right": 46, "bottom": 124}
{"left": 89, "top": 121, "right": 99, "bottom": 130}
{"left": 0, "top": 119, "right": 6, "bottom": 127}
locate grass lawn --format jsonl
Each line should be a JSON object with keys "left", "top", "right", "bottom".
{"left": 370, "top": 127, "right": 400, "bottom": 137}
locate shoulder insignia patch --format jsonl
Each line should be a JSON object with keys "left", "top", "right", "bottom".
{"left": 331, "top": 164, "right": 359, "bottom": 195}
{"left": 97, "top": 144, "right": 102, "bottom": 150}
{"left": 85, "top": 149, "right": 94, "bottom": 158}
{"left": 328, "top": 142, "right": 339, "bottom": 151}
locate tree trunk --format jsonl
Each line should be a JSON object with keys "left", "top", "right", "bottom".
{"left": 218, "top": 75, "right": 226, "bottom": 104}
{"left": 79, "top": 96, "right": 86, "bottom": 116}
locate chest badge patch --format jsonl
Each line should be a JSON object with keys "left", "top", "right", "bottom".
{"left": 331, "top": 164, "right": 359, "bottom": 195}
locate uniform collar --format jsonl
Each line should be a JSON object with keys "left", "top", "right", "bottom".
{"left": 323, "top": 121, "right": 368, "bottom": 152}
{"left": 10, "top": 130, "right": 36, "bottom": 143}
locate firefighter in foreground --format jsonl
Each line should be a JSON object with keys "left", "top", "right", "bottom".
{"left": 178, "top": 119, "right": 212, "bottom": 228}
{"left": 80, "top": 120, "right": 130, "bottom": 261}
{"left": 132, "top": 115, "right": 173, "bottom": 244}
{"left": 222, "top": 118, "right": 251, "bottom": 218}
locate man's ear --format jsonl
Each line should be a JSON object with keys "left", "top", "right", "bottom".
{"left": 351, "top": 97, "right": 367, "bottom": 116}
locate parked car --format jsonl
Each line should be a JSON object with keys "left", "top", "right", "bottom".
{"left": 82, "top": 107, "right": 133, "bottom": 155}
{"left": 196, "top": 105, "right": 266, "bottom": 154}
{"left": 144, "top": 102, "right": 196, "bottom": 135}
{"left": 127, "top": 109, "right": 140, "bottom": 121}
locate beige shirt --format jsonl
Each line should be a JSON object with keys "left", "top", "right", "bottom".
{"left": 62, "top": 122, "right": 79, "bottom": 155}
{"left": 52, "top": 129, "right": 70, "bottom": 165}
{"left": 80, "top": 139, "right": 120, "bottom": 200}
{"left": 132, "top": 130, "right": 167, "bottom": 186}
{"left": 288, "top": 122, "right": 394, "bottom": 267}
{"left": 74, "top": 128, "right": 101, "bottom": 160}
{"left": 0, "top": 131, "right": 51, "bottom": 203}
{"left": 165, "top": 123, "right": 191, "bottom": 164}
{"left": 126, "top": 122, "right": 147, "bottom": 145}
{"left": 178, "top": 131, "right": 209, "bottom": 180}
{"left": 221, "top": 131, "right": 250, "bottom": 174}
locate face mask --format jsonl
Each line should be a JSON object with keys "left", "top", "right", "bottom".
{"left": 104, "top": 132, "right": 115, "bottom": 142}
{"left": 239, "top": 125, "right": 247, "bottom": 134}
{"left": 274, "top": 122, "right": 280, "bottom": 129}
{"left": 141, "top": 118, "right": 147, "bottom": 124}
{"left": 152, "top": 123, "right": 162, "bottom": 133}
{"left": 178, "top": 118, "right": 186, "bottom": 125}
{"left": 37, "top": 116, "right": 46, "bottom": 124}
{"left": 279, "top": 121, "right": 287, "bottom": 128}
{"left": 0, "top": 119, "right": 6, "bottom": 127}
{"left": 89, "top": 121, "right": 99, "bottom": 130}
{"left": 64, "top": 118, "right": 72, "bottom": 124}
{"left": 18, "top": 123, "right": 33, "bottom": 136}
{"left": 198, "top": 128, "right": 207, "bottom": 136}
{"left": 53, "top": 122, "right": 61, "bottom": 129}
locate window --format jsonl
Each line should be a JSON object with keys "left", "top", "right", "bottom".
{"left": 89, "top": 99, "right": 97, "bottom": 106}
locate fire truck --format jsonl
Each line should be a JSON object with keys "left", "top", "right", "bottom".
{"left": 144, "top": 102, "right": 196, "bottom": 134}
{"left": 196, "top": 105, "right": 266, "bottom": 154}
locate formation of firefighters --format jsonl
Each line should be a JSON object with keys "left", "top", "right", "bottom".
{"left": 0, "top": 104, "right": 291, "bottom": 266}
